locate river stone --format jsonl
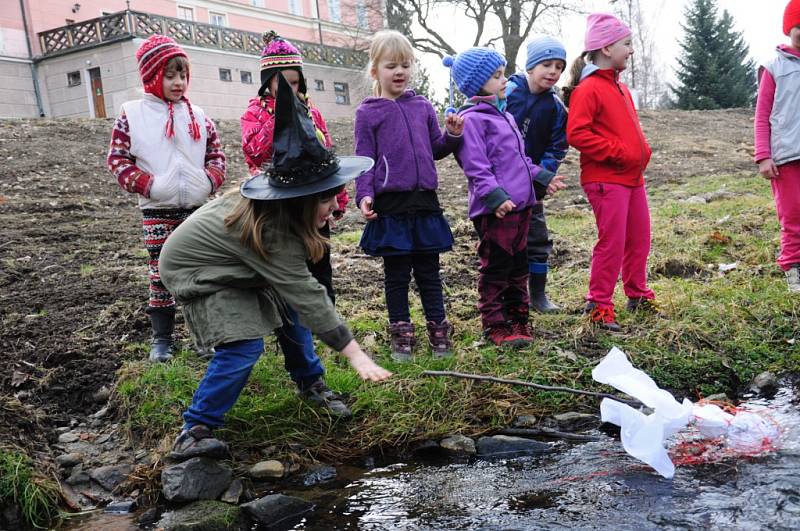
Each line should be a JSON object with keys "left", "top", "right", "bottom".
{"left": 749, "top": 371, "right": 778, "bottom": 397}
{"left": 156, "top": 500, "right": 247, "bottom": 531}
{"left": 513, "top": 415, "right": 538, "bottom": 428}
{"left": 161, "top": 458, "right": 232, "bottom": 502}
{"left": 440, "top": 434, "right": 476, "bottom": 455}
{"left": 220, "top": 478, "right": 243, "bottom": 504}
{"left": 55, "top": 452, "right": 83, "bottom": 468}
{"left": 104, "top": 499, "right": 136, "bottom": 513}
{"left": 249, "top": 460, "right": 284, "bottom": 479}
{"left": 58, "top": 432, "right": 79, "bottom": 444}
{"left": 89, "top": 463, "right": 133, "bottom": 492}
{"left": 302, "top": 465, "right": 337, "bottom": 486}
{"left": 551, "top": 412, "right": 599, "bottom": 432}
{"left": 241, "top": 494, "right": 314, "bottom": 528}
{"left": 476, "top": 435, "right": 553, "bottom": 458}
{"left": 704, "top": 393, "right": 728, "bottom": 402}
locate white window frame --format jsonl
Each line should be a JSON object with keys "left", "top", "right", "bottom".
{"left": 288, "top": 0, "right": 303, "bottom": 16}
{"left": 177, "top": 5, "right": 195, "bottom": 21}
{"left": 209, "top": 11, "right": 228, "bottom": 27}
{"left": 356, "top": 0, "right": 368, "bottom": 29}
{"left": 334, "top": 81, "right": 349, "bottom": 105}
{"left": 328, "top": 0, "right": 341, "bottom": 23}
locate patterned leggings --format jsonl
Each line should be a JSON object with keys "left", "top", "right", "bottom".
{"left": 142, "top": 208, "right": 195, "bottom": 311}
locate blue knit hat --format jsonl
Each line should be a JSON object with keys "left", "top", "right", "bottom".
{"left": 442, "top": 47, "right": 506, "bottom": 111}
{"left": 525, "top": 35, "right": 567, "bottom": 71}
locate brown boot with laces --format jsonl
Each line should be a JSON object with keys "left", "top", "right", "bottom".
{"left": 388, "top": 321, "right": 416, "bottom": 362}
{"left": 426, "top": 320, "right": 453, "bottom": 358}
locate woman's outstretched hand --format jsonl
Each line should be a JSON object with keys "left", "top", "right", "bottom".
{"left": 341, "top": 340, "right": 392, "bottom": 381}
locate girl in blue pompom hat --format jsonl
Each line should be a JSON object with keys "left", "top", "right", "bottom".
{"left": 443, "top": 47, "right": 566, "bottom": 348}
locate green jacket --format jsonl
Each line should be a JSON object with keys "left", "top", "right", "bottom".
{"left": 159, "top": 194, "right": 350, "bottom": 349}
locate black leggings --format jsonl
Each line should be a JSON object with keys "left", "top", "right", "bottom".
{"left": 383, "top": 253, "right": 446, "bottom": 324}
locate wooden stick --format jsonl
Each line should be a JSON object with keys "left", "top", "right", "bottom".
{"left": 421, "top": 370, "right": 642, "bottom": 407}
{"left": 498, "top": 428, "right": 602, "bottom": 442}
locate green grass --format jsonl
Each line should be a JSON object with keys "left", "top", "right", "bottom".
{"left": 0, "top": 450, "right": 61, "bottom": 529}
{"left": 116, "top": 172, "right": 800, "bottom": 460}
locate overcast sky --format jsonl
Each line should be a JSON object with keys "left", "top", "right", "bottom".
{"left": 418, "top": 0, "right": 789, "bottom": 100}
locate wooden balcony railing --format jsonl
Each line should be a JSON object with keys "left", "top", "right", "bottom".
{"left": 38, "top": 10, "right": 368, "bottom": 69}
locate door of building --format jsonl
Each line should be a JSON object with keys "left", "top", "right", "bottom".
{"left": 89, "top": 67, "right": 106, "bottom": 118}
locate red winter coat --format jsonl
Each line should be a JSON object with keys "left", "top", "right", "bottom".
{"left": 566, "top": 68, "right": 651, "bottom": 187}
{"left": 240, "top": 95, "right": 349, "bottom": 212}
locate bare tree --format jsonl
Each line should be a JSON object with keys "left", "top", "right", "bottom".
{"left": 385, "top": 0, "right": 582, "bottom": 75}
{"left": 609, "top": 0, "right": 666, "bottom": 108}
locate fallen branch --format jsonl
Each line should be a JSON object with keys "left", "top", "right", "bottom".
{"left": 421, "top": 370, "right": 642, "bottom": 407}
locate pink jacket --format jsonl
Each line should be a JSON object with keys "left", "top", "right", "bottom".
{"left": 240, "top": 95, "right": 349, "bottom": 212}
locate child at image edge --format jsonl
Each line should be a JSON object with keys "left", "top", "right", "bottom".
{"left": 755, "top": 0, "right": 800, "bottom": 292}
{"left": 107, "top": 34, "right": 226, "bottom": 362}
{"left": 444, "top": 47, "right": 565, "bottom": 348}
{"left": 564, "top": 13, "right": 656, "bottom": 332}
{"left": 354, "top": 30, "right": 464, "bottom": 361}
{"left": 505, "top": 35, "right": 569, "bottom": 314}
{"left": 239, "top": 31, "right": 352, "bottom": 418}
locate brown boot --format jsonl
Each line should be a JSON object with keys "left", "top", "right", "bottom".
{"left": 426, "top": 320, "right": 453, "bottom": 358}
{"left": 388, "top": 321, "right": 416, "bottom": 362}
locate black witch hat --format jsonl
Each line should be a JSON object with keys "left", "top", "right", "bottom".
{"left": 241, "top": 72, "right": 372, "bottom": 200}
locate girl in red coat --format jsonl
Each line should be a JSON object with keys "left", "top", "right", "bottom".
{"left": 238, "top": 32, "right": 351, "bottom": 417}
{"left": 564, "top": 13, "right": 656, "bottom": 332}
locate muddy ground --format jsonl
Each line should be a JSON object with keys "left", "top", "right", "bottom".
{"left": 0, "top": 108, "right": 756, "bottom": 468}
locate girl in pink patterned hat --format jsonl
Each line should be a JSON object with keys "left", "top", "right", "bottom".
{"left": 106, "top": 34, "right": 226, "bottom": 363}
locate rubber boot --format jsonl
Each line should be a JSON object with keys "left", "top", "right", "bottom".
{"left": 149, "top": 309, "right": 175, "bottom": 362}
{"left": 529, "top": 272, "right": 559, "bottom": 313}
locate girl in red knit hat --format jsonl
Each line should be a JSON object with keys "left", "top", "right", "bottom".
{"left": 106, "top": 34, "right": 227, "bottom": 362}
{"left": 755, "top": 0, "right": 800, "bottom": 292}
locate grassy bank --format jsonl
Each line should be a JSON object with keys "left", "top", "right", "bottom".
{"left": 116, "top": 171, "right": 800, "bottom": 461}
{"left": 0, "top": 449, "right": 61, "bottom": 529}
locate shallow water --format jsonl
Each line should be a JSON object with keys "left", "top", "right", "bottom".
{"left": 286, "top": 385, "right": 800, "bottom": 530}
{"left": 62, "top": 385, "right": 800, "bottom": 530}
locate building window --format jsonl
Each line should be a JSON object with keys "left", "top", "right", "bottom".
{"left": 356, "top": 0, "right": 368, "bottom": 29}
{"left": 177, "top": 5, "right": 194, "bottom": 21}
{"left": 251, "top": 0, "right": 265, "bottom": 6}
{"left": 67, "top": 71, "right": 81, "bottom": 87}
{"left": 288, "top": 0, "right": 303, "bottom": 16}
{"left": 334, "top": 82, "right": 349, "bottom": 104}
{"left": 314, "top": 79, "right": 325, "bottom": 91}
{"left": 219, "top": 68, "right": 232, "bottom": 82}
{"left": 209, "top": 12, "right": 227, "bottom": 26}
{"left": 241, "top": 71, "right": 253, "bottom": 84}
{"left": 329, "top": 0, "right": 341, "bottom": 23}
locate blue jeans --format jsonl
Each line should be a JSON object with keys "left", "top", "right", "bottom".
{"left": 276, "top": 306, "right": 325, "bottom": 390}
{"left": 183, "top": 338, "right": 266, "bottom": 429}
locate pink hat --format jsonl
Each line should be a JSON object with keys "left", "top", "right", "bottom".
{"left": 584, "top": 12, "right": 631, "bottom": 52}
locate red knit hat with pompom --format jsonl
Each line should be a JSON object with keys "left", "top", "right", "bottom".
{"left": 135, "top": 35, "right": 200, "bottom": 141}
{"left": 784, "top": 0, "right": 800, "bottom": 35}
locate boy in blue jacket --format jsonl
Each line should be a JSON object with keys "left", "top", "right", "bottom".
{"left": 506, "top": 35, "right": 568, "bottom": 313}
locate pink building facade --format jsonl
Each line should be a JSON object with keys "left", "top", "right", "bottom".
{"left": 2, "top": 0, "right": 383, "bottom": 118}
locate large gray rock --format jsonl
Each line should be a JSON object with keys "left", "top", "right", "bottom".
{"left": 476, "top": 435, "right": 553, "bottom": 458}
{"left": 550, "top": 412, "right": 599, "bottom": 432}
{"left": 89, "top": 463, "right": 133, "bottom": 492}
{"left": 440, "top": 434, "right": 476, "bottom": 455}
{"left": 241, "top": 494, "right": 314, "bottom": 528}
{"left": 156, "top": 500, "right": 248, "bottom": 531}
{"left": 248, "top": 460, "right": 284, "bottom": 479}
{"left": 161, "top": 458, "right": 232, "bottom": 502}
{"left": 749, "top": 371, "right": 778, "bottom": 397}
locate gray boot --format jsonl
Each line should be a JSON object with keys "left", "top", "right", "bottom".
{"left": 529, "top": 272, "right": 559, "bottom": 313}
{"left": 148, "top": 309, "right": 175, "bottom": 362}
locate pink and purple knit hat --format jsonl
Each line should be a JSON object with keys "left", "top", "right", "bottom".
{"left": 259, "top": 31, "right": 306, "bottom": 96}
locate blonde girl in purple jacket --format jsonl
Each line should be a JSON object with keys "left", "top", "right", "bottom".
{"left": 354, "top": 30, "right": 464, "bottom": 361}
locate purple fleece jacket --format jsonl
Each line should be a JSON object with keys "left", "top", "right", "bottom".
{"left": 454, "top": 100, "right": 553, "bottom": 219}
{"left": 354, "top": 90, "right": 461, "bottom": 206}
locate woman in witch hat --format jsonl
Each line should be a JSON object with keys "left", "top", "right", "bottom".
{"left": 160, "top": 73, "right": 392, "bottom": 460}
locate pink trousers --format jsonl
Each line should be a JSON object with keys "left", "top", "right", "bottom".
{"left": 583, "top": 182, "right": 655, "bottom": 308}
{"left": 771, "top": 160, "right": 800, "bottom": 271}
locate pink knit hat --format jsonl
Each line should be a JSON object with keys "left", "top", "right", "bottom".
{"left": 584, "top": 12, "right": 631, "bottom": 52}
